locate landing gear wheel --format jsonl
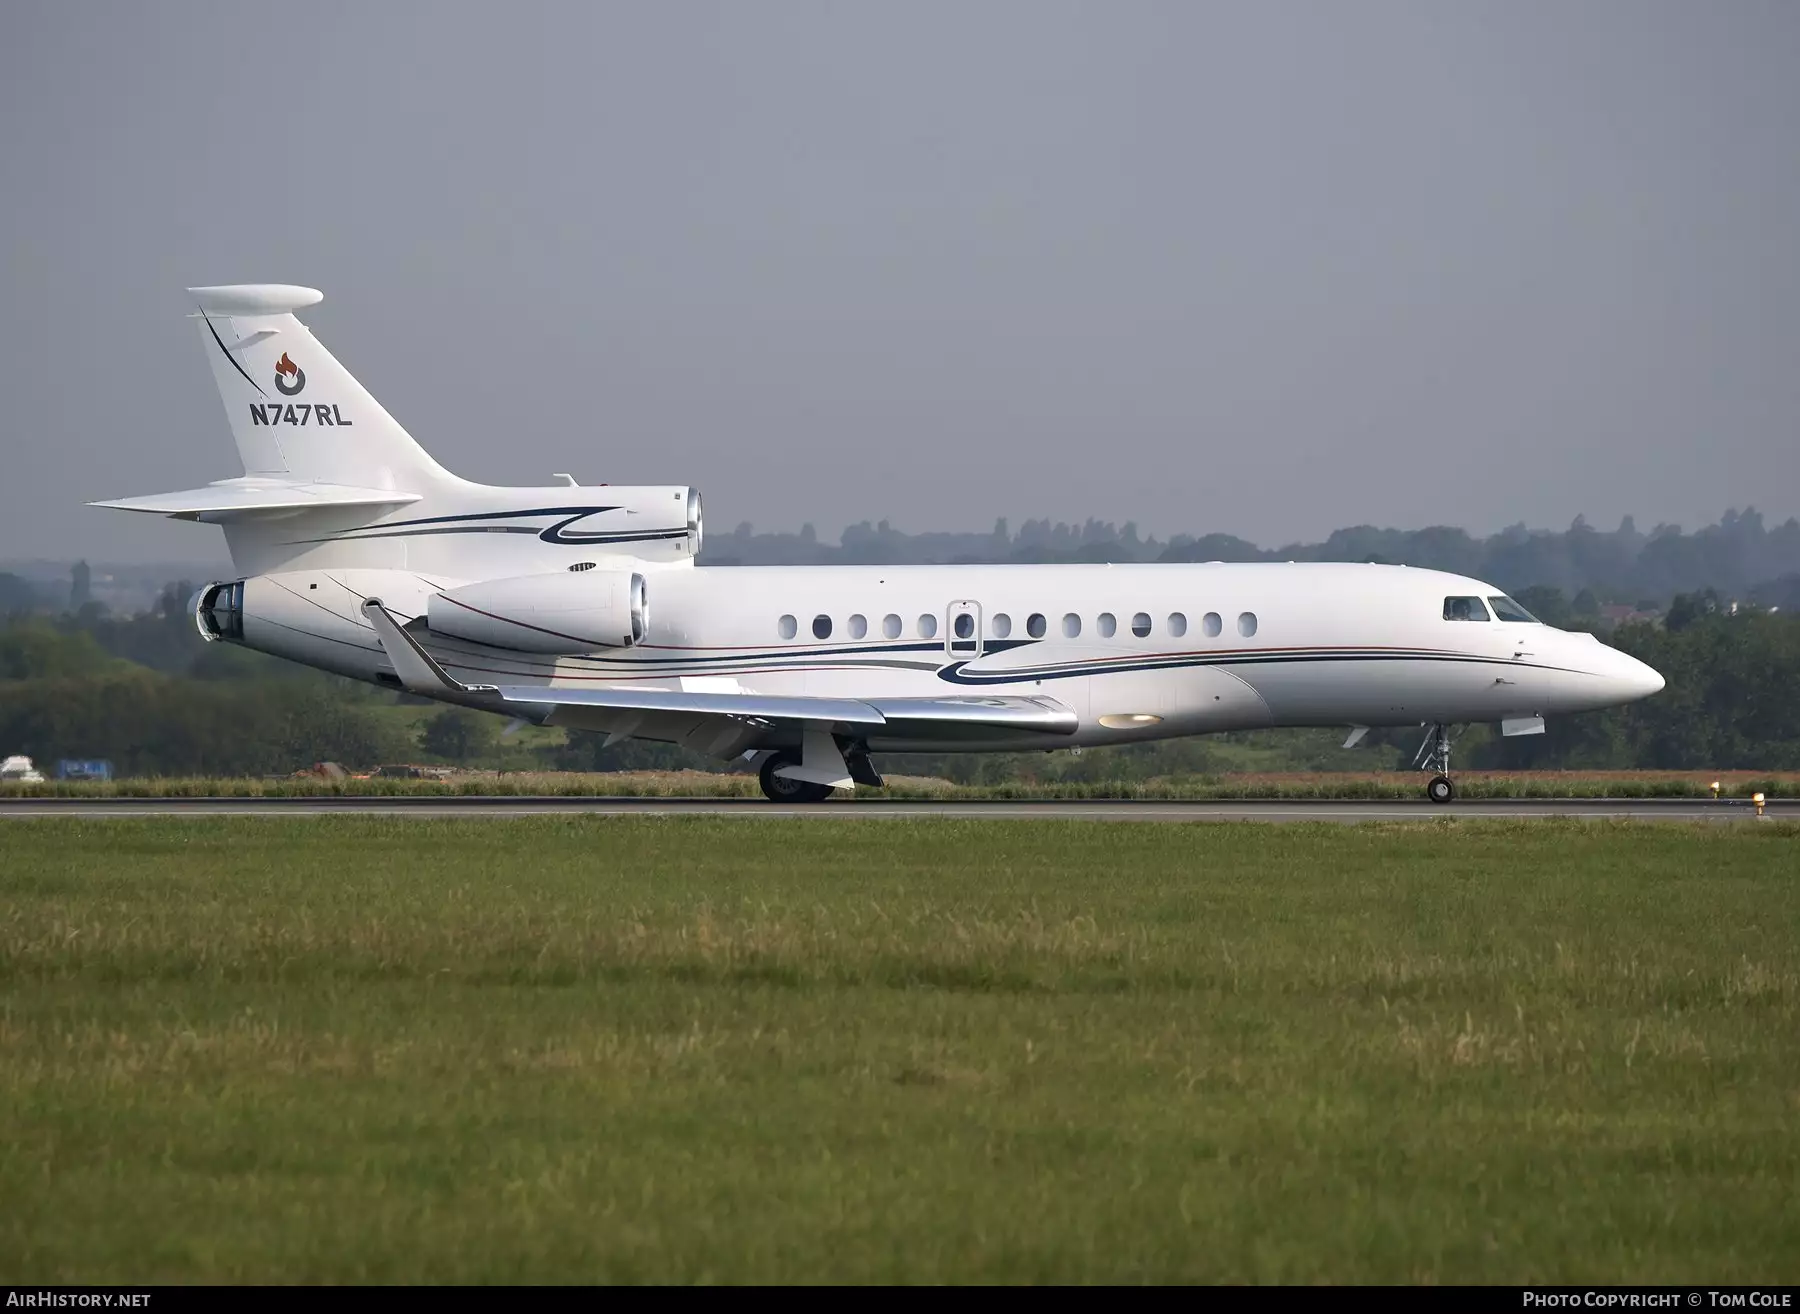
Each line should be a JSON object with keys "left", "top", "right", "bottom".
{"left": 1414, "top": 723, "right": 1457, "bottom": 805}
{"left": 758, "top": 751, "right": 834, "bottom": 804}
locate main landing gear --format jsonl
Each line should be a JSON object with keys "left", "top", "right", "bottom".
{"left": 1415, "top": 722, "right": 1457, "bottom": 804}
{"left": 755, "top": 743, "right": 883, "bottom": 803}
{"left": 758, "top": 751, "right": 835, "bottom": 804}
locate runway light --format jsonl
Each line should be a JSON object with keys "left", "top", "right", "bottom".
{"left": 1710, "top": 780, "right": 1721, "bottom": 799}
{"left": 1752, "top": 791, "right": 1766, "bottom": 819}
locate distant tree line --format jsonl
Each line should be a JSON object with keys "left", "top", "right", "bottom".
{"left": 3, "top": 509, "right": 1799, "bottom": 777}
{"left": 1474, "top": 600, "right": 1800, "bottom": 771}
{"left": 10, "top": 507, "right": 1800, "bottom": 618}
{"left": 0, "top": 614, "right": 414, "bottom": 776}
{"left": 700, "top": 507, "right": 1800, "bottom": 612}
{"left": 4, "top": 600, "right": 1795, "bottom": 777}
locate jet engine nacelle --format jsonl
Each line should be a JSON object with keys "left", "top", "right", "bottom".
{"left": 519, "top": 485, "right": 703, "bottom": 563}
{"left": 428, "top": 569, "right": 649, "bottom": 653}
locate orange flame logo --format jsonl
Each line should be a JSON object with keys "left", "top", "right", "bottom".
{"left": 273, "top": 350, "right": 306, "bottom": 395}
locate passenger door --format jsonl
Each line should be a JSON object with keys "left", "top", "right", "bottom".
{"left": 945, "top": 600, "right": 983, "bottom": 660}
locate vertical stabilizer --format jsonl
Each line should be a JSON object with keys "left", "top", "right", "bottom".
{"left": 188, "top": 285, "right": 455, "bottom": 492}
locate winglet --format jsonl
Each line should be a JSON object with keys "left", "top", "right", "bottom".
{"left": 361, "top": 599, "right": 497, "bottom": 696}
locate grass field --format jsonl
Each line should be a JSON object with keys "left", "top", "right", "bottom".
{"left": 5, "top": 768, "right": 1797, "bottom": 799}
{"left": 2, "top": 817, "right": 1797, "bottom": 1283}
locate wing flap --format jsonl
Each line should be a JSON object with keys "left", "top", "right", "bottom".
{"left": 867, "top": 696, "right": 1078, "bottom": 734}
{"left": 492, "top": 689, "right": 1078, "bottom": 734}
{"left": 494, "top": 684, "right": 890, "bottom": 727}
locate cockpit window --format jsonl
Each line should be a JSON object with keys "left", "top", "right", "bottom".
{"left": 1442, "top": 596, "right": 1491, "bottom": 622}
{"left": 1488, "top": 594, "right": 1540, "bottom": 623}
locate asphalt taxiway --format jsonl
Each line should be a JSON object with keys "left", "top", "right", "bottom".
{"left": 0, "top": 797, "right": 1791, "bottom": 822}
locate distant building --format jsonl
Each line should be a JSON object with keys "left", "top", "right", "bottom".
{"left": 1599, "top": 604, "right": 1663, "bottom": 628}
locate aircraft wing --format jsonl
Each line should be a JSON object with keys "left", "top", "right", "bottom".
{"left": 493, "top": 683, "right": 1078, "bottom": 732}
{"left": 91, "top": 478, "right": 421, "bottom": 521}
{"left": 360, "top": 599, "right": 1076, "bottom": 777}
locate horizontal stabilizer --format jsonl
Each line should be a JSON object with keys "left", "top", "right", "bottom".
{"left": 90, "top": 478, "right": 421, "bottom": 522}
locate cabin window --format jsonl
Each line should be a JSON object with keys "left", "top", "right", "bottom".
{"left": 1063, "top": 613, "right": 1082, "bottom": 638}
{"left": 1168, "top": 612, "right": 1188, "bottom": 638}
{"left": 992, "top": 613, "right": 1012, "bottom": 639}
{"left": 1488, "top": 595, "right": 1539, "bottom": 623}
{"left": 778, "top": 614, "right": 798, "bottom": 640}
{"left": 1097, "top": 612, "right": 1117, "bottom": 638}
{"left": 918, "top": 614, "right": 938, "bottom": 639}
{"left": 1237, "top": 611, "right": 1258, "bottom": 638}
{"left": 953, "top": 612, "right": 975, "bottom": 639}
{"left": 848, "top": 613, "right": 868, "bottom": 639}
{"left": 883, "top": 614, "right": 902, "bottom": 639}
{"left": 1202, "top": 612, "right": 1222, "bottom": 637}
{"left": 1131, "top": 612, "right": 1152, "bottom": 638}
{"left": 1443, "top": 596, "right": 1490, "bottom": 622}
{"left": 1027, "top": 613, "right": 1047, "bottom": 638}
{"left": 812, "top": 614, "right": 833, "bottom": 640}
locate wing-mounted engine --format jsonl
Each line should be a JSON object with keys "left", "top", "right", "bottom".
{"left": 427, "top": 569, "right": 649, "bottom": 653}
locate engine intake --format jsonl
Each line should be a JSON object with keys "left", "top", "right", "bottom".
{"left": 427, "top": 569, "right": 648, "bottom": 653}
{"left": 192, "top": 580, "right": 245, "bottom": 642}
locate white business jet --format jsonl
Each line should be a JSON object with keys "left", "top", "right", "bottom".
{"left": 92, "top": 285, "right": 1664, "bottom": 803}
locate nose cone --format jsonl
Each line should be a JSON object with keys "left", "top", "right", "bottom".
{"left": 1555, "top": 632, "right": 1665, "bottom": 711}
{"left": 1615, "top": 651, "right": 1665, "bottom": 702}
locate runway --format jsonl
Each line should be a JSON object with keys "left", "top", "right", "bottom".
{"left": 1, "top": 796, "right": 1792, "bottom": 822}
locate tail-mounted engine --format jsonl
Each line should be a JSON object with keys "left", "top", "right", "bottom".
{"left": 685, "top": 487, "right": 703, "bottom": 557}
{"left": 427, "top": 568, "right": 649, "bottom": 653}
{"left": 517, "top": 485, "right": 702, "bottom": 563}
{"left": 192, "top": 580, "right": 245, "bottom": 642}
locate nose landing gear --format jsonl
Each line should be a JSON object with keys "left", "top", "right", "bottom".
{"left": 1415, "top": 723, "right": 1457, "bottom": 804}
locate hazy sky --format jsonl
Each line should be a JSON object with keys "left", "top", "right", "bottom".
{"left": 4, "top": 2, "right": 1798, "bottom": 564}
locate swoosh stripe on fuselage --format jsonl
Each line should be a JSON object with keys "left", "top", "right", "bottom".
{"left": 281, "top": 505, "right": 688, "bottom": 548}
{"left": 411, "top": 639, "right": 1591, "bottom": 686}
{"left": 338, "top": 505, "right": 623, "bottom": 530}
{"left": 287, "top": 527, "right": 690, "bottom": 546}
{"left": 407, "top": 636, "right": 1507, "bottom": 674}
